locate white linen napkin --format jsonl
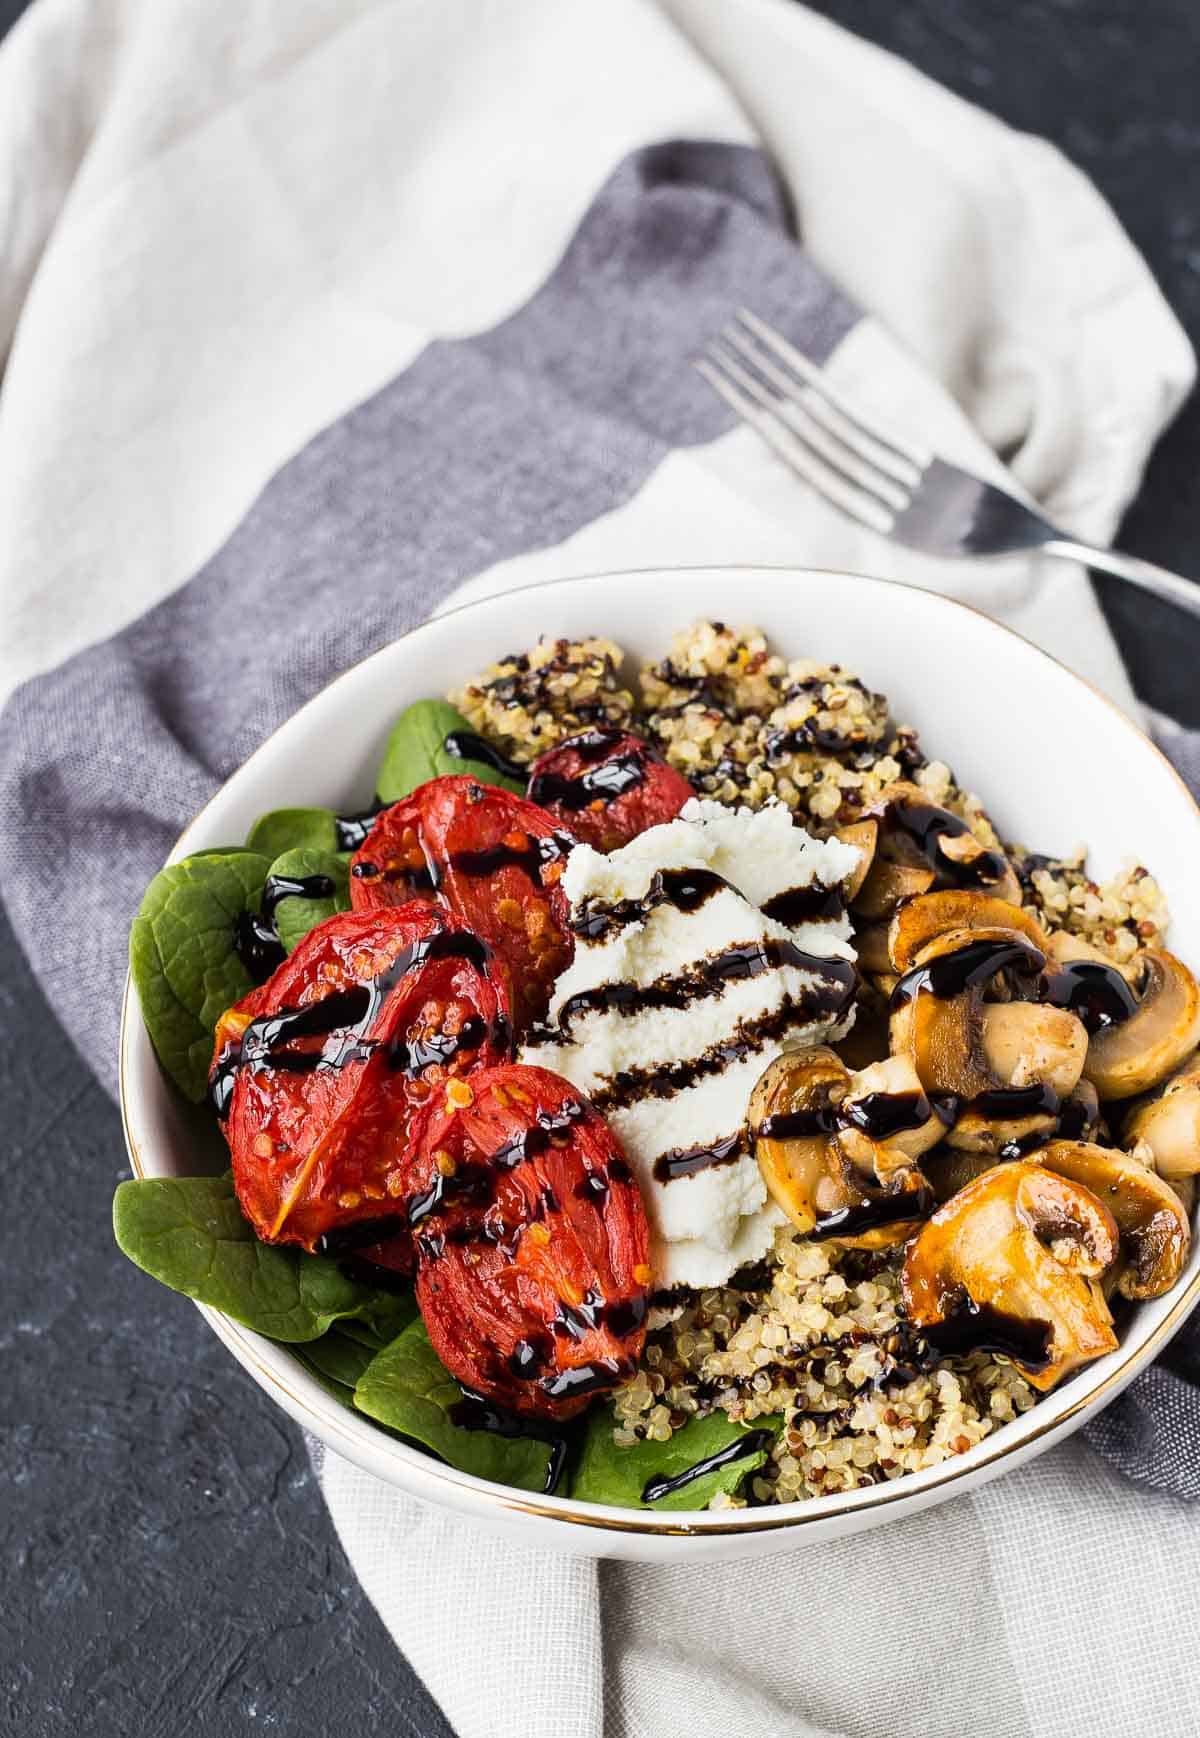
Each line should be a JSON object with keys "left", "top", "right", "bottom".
{"left": 1, "top": 3, "right": 1198, "bottom": 1737}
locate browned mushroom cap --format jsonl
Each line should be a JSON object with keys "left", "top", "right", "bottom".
{"left": 854, "top": 860, "right": 936, "bottom": 922}
{"left": 865, "top": 782, "right": 1023, "bottom": 907}
{"left": 1123, "top": 1053, "right": 1200, "bottom": 1179}
{"left": 943, "top": 1002, "right": 1089, "bottom": 1153}
{"left": 1083, "top": 949, "right": 1200, "bottom": 1100}
{"left": 902, "top": 1163, "right": 1119, "bottom": 1391}
{"left": 749, "top": 1047, "right": 931, "bottom": 1248}
{"left": 888, "top": 889, "right": 1049, "bottom": 974}
{"left": 890, "top": 924, "right": 1055, "bottom": 1100}
{"left": 750, "top": 1047, "right": 850, "bottom": 1236}
{"left": 1032, "top": 1139, "right": 1191, "bottom": 1300}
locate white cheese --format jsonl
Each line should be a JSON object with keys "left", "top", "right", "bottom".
{"left": 520, "top": 800, "right": 860, "bottom": 1290}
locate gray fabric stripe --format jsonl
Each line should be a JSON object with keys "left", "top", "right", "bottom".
{"left": 0, "top": 139, "right": 857, "bottom": 1094}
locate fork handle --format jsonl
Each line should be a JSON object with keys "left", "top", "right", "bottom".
{"left": 1041, "top": 537, "right": 1200, "bottom": 620}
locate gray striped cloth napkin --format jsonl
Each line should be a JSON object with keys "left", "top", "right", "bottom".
{"left": 1, "top": 2, "right": 1198, "bottom": 1735}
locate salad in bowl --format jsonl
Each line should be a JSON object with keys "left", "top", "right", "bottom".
{"left": 116, "top": 612, "right": 1200, "bottom": 1520}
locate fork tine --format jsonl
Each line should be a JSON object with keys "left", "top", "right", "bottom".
{"left": 721, "top": 325, "right": 923, "bottom": 492}
{"left": 735, "top": 308, "right": 932, "bottom": 471}
{"left": 693, "top": 358, "right": 896, "bottom": 536}
{"left": 707, "top": 339, "right": 911, "bottom": 515}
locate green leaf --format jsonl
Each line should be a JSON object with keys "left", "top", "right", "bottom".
{"left": 376, "top": 699, "right": 524, "bottom": 803}
{"left": 298, "top": 1328, "right": 379, "bottom": 1390}
{"left": 353, "top": 1319, "right": 555, "bottom": 1491}
{"left": 267, "top": 847, "right": 351, "bottom": 952}
{"left": 570, "top": 1408, "right": 781, "bottom": 1511}
{"left": 112, "top": 1174, "right": 407, "bottom": 1344}
{"left": 246, "top": 806, "right": 341, "bottom": 858}
{"left": 129, "top": 850, "right": 272, "bottom": 1102}
{"left": 344, "top": 1287, "right": 420, "bottom": 1348}
{"left": 292, "top": 1349, "right": 357, "bottom": 1406}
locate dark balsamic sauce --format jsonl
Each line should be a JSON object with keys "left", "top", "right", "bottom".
{"left": 232, "top": 872, "right": 339, "bottom": 985}
{"left": 335, "top": 799, "right": 387, "bottom": 852}
{"left": 442, "top": 729, "right": 526, "bottom": 783}
{"left": 527, "top": 729, "right": 650, "bottom": 812}
{"left": 884, "top": 797, "right": 1008, "bottom": 890}
{"left": 538, "top": 1358, "right": 634, "bottom": 1401}
{"left": 314, "top": 1217, "right": 406, "bottom": 1256}
{"left": 890, "top": 935, "right": 1046, "bottom": 1008}
{"left": 758, "top": 1089, "right": 932, "bottom": 1145}
{"left": 447, "top": 1387, "right": 569, "bottom": 1495}
{"left": 448, "top": 831, "right": 573, "bottom": 883}
{"left": 811, "top": 1184, "right": 934, "bottom": 1241}
{"left": 232, "top": 910, "right": 287, "bottom": 983}
{"left": 1042, "top": 959, "right": 1138, "bottom": 1034}
{"left": 640, "top": 1428, "right": 775, "bottom": 1504}
{"left": 552, "top": 936, "right": 853, "bottom": 1040}
{"left": 571, "top": 867, "right": 731, "bottom": 943}
{"left": 921, "top": 1292, "right": 1052, "bottom": 1370}
{"left": 761, "top": 882, "right": 846, "bottom": 926}
{"left": 653, "top": 1130, "right": 745, "bottom": 1182}
{"left": 974, "top": 1082, "right": 1060, "bottom": 1121}
{"left": 590, "top": 983, "right": 857, "bottom": 1115}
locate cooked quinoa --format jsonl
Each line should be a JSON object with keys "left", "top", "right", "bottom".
{"left": 450, "top": 636, "right": 635, "bottom": 762}
{"left": 613, "top": 1230, "right": 1037, "bottom": 1505}
{"left": 452, "top": 618, "right": 1174, "bottom": 1508}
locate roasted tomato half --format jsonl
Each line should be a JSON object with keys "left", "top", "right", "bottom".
{"left": 212, "top": 904, "right": 511, "bottom": 1252}
{"left": 526, "top": 728, "right": 693, "bottom": 851}
{"left": 411, "top": 1064, "right": 651, "bottom": 1421}
{"left": 350, "top": 776, "right": 575, "bottom": 1031}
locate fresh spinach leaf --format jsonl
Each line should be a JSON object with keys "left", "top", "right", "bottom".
{"left": 129, "top": 850, "right": 272, "bottom": 1102}
{"left": 292, "top": 1348, "right": 357, "bottom": 1407}
{"left": 267, "top": 846, "right": 351, "bottom": 951}
{"left": 353, "top": 1319, "right": 554, "bottom": 1491}
{"left": 376, "top": 699, "right": 524, "bottom": 802}
{"left": 112, "top": 1174, "right": 407, "bottom": 1344}
{"left": 245, "top": 807, "right": 341, "bottom": 858}
{"left": 298, "top": 1328, "right": 379, "bottom": 1391}
{"left": 570, "top": 1407, "right": 781, "bottom": 1511}
{"left": 343, "top": 1288, "right": 420, "bottom": 1348}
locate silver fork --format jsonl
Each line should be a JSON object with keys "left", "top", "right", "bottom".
{"left": 697, "top": 308, "right": 1200, "bottom": 621}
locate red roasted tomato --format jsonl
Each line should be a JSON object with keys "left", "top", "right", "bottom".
{"left": 350, "top": 776, "right": 575, "bottom": 1032}
{"left": 211, "top": 904, "right": 511, "bottom": 1252}
{"left": 411, "top": 1064, "right": 651, "bottom": 1421}
{"left": 526, "top": 728, "right": 694, "bottom": 851}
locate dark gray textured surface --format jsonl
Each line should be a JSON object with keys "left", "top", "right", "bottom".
{"left": 2, "top": 4, "right": 1198, "bottom": 1737}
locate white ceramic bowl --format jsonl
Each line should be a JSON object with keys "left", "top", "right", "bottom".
{"left": 120, "top": 565, "right": 1200, "bottom": 1560}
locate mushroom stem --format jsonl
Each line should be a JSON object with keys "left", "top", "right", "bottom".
{"left": 979, "top": 1003, "right": 1088, "bottom": 1096}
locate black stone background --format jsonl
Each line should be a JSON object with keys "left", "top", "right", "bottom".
{"left": 1, "top": 1, "right": 1197, "bottom": 1734}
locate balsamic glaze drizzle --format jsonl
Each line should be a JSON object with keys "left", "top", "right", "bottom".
{"left": 640, "top": 1428, "right": 775, "bottom": 1504}
{"left": 1042, "top": 958, "right": 1139, "bottom": 1034}
{"left": 334, "top": 799, "right": 387, "bottom": 853}
{"left": 447, "top": 1387, "right": 570, "bottom": 1495}
{"left": 588, "top": 982, "right": 857, "bottom": 1116}
{"left": 527, "top": 728, "right": 650, "bottom": 811}
{"left": 550, "top": 937, "right": 857, "bottom": 1041}
{"left": 653, "top": 1131, "right": 745, "bottom": 1182}
{"left": 883, "top": 796, "right": 1009, "bottom": 890}
{"left": 571, "top": 867, "right": 731, "bottom": 943}
{"left": 232, "top": 873, "right": 340, "bottom": 984}
{"left": 442, "top": 730, "right": 526, "bottom": 783}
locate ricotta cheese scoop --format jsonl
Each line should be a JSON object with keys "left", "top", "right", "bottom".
{"left": 520, "top": 800, "right": 860, "bottom": 1290}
